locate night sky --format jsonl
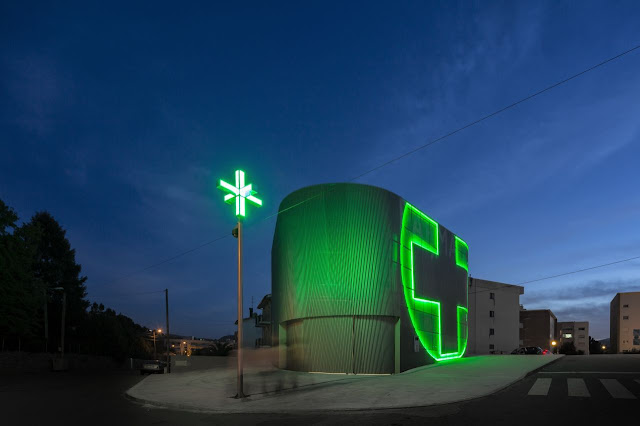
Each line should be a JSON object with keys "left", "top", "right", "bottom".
{"left": 2, "top": 2, "right": 639, "bottom": 340}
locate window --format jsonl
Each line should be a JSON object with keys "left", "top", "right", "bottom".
{"left": 490, "top": 311, "right": 495, "bottom": 317}
{"left": 489, "top": 328, "right": 495, "bottom": 336}
{"left": 578, "top": 335, "right": 585, "bottom": 338}
{"left": 623, "top": 304, "right": 629, "bottom": 308}
{"left": 563, "top": 333, "right": 572, "bottom": 338}
{"left": 489, "top": 344, "right": 495, "bottom": 350}
{"left": 490, "top": 292, "right": 495, "bottom": 300}
{"left": 623, "top": 316, "right": 629, "bottom": 320}
{"left": 578, "top": 327, "right": 585, "bottom": 331}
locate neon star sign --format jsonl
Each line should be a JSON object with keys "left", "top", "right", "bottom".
{"left": 217, "top": 170, "right": 263, "bottom": 217}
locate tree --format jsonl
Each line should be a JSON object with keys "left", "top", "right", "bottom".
{"left": 560, "top": 341, "right": 577, "bottom": 355}
{"left": 589, "top": 336, "right": 602, "bottom": 354}
{"left": 0, "top": 199, "right": 42, "bottom": 349}
{"left": 0, "top": 200, "right": 154, "bottom": 361}
{"left": 21, "top": 211, "right": 90, "bottom": 351}
{"left": 192, "top": 342, "right": 233, "bottom": 356}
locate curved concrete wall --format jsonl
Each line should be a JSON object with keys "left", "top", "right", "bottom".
{"left": 272, "top": 183, "right": 468, "bottom": 373}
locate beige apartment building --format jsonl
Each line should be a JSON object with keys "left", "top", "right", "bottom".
{"left": 610, "top": 291, "right": 640, "bottom": 353}
{"left": 468, "top": 277, "right": 524, "bottom": 354}
{"left": 557, "top": 321, "right": 589, "bottom": 355}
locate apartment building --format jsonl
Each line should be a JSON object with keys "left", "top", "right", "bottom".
{"left": 519, "top": 309, "right": 557, "bottom": 352}
{"left": 610, "top": 292, "right": 640, "bottom": 353}
{"left": 468, "top": 277, "right": 525, "bottom": 354}
{"left": 557, "top": 321, "right": 589, "bottom": 355}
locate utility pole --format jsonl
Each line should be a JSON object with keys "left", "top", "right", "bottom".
{"left": 60, "top": 291, "right": 66, "bottom": 360}
{"left": 165, "top": 289, "right": 170, "bottom": 373}
{"left": 43, "top": 288, "right": 48, "bottom": 353}
{"left": 153, "top": 330, "right": 157, "bottom": 359}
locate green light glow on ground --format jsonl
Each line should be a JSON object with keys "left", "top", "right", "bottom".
{"left": 401, "top": 203, "right": 468, "bottom": 362}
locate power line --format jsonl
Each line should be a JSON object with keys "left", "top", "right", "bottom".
{"left": 92, "top": 234, "right": 230, "bottom": 288}
{"left": 90, "top": 43, "right": 640, "bottom": 291}
{"left": 516, "top": 254, "right": 640, "bottom": 285}
{"left": 89, "top": 289, "right": 166, "bottom": 298}
{"left": 470, "top": 254, "right": 640, "bottom": 295}
{"left": 348, "top": 43, "right": 640, "bottom": 182}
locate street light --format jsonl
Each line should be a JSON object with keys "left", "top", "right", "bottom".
{"left": 551, "top": 340, "right": 557, "bottom": 354}
{"left": 151, "top": 329, "right": 162, "bottom": 359}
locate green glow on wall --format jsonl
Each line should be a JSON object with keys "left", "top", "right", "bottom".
{"left": 217, "top": 169, "right": 263, "bottom": 217}
{"left": 401, "top": 203, "right": 468, "bottom": 362}
{"left": 455, "top": 236, "right": 469, "bottom": 272}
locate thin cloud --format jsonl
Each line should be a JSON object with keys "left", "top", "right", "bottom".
{"left": 523, "top": 278, "right": 640, "bottom": 304}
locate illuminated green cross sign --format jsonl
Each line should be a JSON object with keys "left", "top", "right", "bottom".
{"left": 217, "top": 170, "right": 263, "bottom": 217}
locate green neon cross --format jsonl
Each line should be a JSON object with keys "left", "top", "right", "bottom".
{"left": 217, "top": 170, "right": 263, "bottom": 217}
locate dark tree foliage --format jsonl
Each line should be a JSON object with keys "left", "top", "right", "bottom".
{"left": 589, "top": 336, "right": 602, "bottom": 354}
{"left": 77, "top": 303, "right": 153, "bottom": 362}
{"left": 23, "top": 211, "right": 90, "bottom": 345}
{"left": 192, "top": 342, "right": 233, "bottom": 356}
{"left": 0, "top": 200, "right": 43, "bottom": 347}
{"left": 560, "top": 341, "right": 577, "bottom": 355}
{"left": 0, "top": 200, "right": 42, "bottom": 346}
{"left": 0, "top": 198, "right": 153, "bottom": 361}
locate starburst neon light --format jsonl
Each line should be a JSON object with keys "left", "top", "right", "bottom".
{"left": 217, "top": 170, "right": 262, "bottom": 217}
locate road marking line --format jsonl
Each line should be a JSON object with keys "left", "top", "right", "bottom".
{"left": 600, "top": 379, "right": 636, "bottom": 399}
{"left": 567, "top": 378, "right": 590, "bottom": 397}
{"left": 528, "top": 378, "right": 552, "bottom": 396}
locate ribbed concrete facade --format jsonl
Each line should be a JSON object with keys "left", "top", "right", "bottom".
{"left": 271, "top": 183, "right": 469, "bottom": 373}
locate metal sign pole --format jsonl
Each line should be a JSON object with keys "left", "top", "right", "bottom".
{"left": 217, "top": 169, "right": 262, "bottom": 399}
{"left": 237, "top": 220, "right": 245, "bottom": 398}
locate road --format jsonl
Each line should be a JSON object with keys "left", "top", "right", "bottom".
{"left": 1, "top": 355, "right": 638, "bottom": 425}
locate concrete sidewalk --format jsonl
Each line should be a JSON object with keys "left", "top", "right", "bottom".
{"left": 127, "top": 355, "right": 562, "bottom": 413}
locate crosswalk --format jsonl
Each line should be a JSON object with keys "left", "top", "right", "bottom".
{"left": 527, "top": 377, "right": 639, "bottom": 399}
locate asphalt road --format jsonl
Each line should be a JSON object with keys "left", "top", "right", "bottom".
{"left": 2, "top": 355, "right": 638, "bottom": 425}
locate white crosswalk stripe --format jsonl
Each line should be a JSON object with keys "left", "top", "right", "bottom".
{"left": 528, "top": 377, "right": 639, "bottom": 399}
{"left": 567, "top": 378, "right": 590, "bottom": 397}
{"left": 528, "top": 378, "right": 552, "bottom": 396}
{"left": 600, "top": 379, "right": 636, "bottom": 399}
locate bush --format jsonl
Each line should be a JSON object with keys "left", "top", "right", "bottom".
{"left": 560, "top": 341, "right": 577, "bottom": 355}
{"left": 191, "top": 342, "right": 232, "bottom": 356}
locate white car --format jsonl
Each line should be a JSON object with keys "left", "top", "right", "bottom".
{"left": 140, "top": 360, "right": 166, "bottom": 375}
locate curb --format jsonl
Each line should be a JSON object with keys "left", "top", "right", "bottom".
{"left": 524, "top": 355, "right": 564, "bottom": 378}
{"left": 123, "top": 356, "right": 564, "bottom": 414}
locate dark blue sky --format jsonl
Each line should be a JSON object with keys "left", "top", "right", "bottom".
{"left": 2, "top": 1, "right": 639, "bottom": 339}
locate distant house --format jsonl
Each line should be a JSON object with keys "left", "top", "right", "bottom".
{"left": 256, "top": 294, "right": 272, "bottom": 347}
{"left": 233, "top": 294, "right": 274, "bottom": 348}
{"left": 169, "top": 336, "right": 216, "bottom": 356}
{"left": 235, "top": 308, "right": 262, "bottom": 349}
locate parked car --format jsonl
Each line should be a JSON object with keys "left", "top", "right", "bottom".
{"left": 140, "top": 359, "right": 167, "bottom": 375}
{"left": 511, "top": 346, "right": 542, "bottom": 355}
